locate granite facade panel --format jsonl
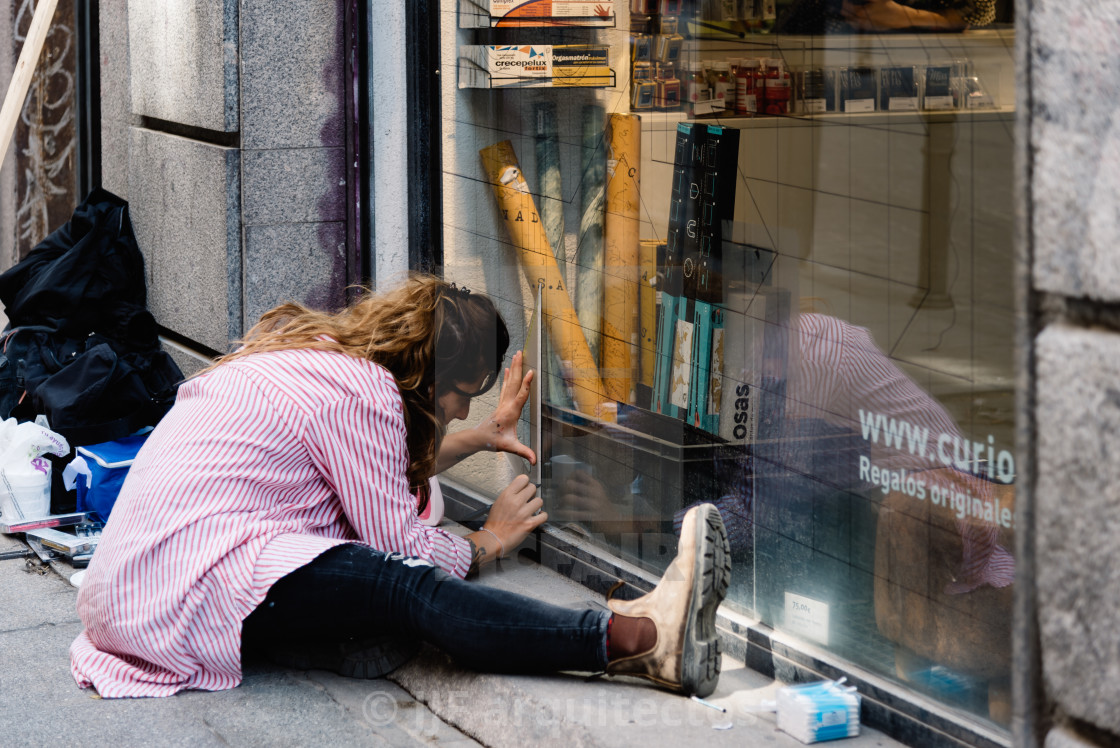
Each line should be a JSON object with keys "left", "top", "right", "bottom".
{"left": 1045, "top": 726, "right": 1105, "bottom": 748}
{"left": 242, "top": 147, "right": 346, "bottom": 226}
{"left": 1031, "top": 0, "right": 1120, "bottom": 302}
{"left": 239, "top": 0, "right": 344, "bottom": 150}
{"left": 128, "top": 0, "right": 238, "bottom": 131}
{"left": 1036, "top": 324, "right": 1120, "bottom": 735}
{"left": 129, "top": 128, "right": 241, "bottom": 352}
{"left": 243, "top": 222, "right": 347, "bottom": 327}
{"left": 99, "top": 0, "right": 131, "bottom": 198}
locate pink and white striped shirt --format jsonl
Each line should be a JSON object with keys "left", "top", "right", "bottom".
{"left": 70, "top": 348, "right": 471, "bottom": 698}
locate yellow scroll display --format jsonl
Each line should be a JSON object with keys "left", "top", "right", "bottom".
{"left": 480, "top": 140, "right": 613, "bottom": 422}
{"left": 639, "top": 239, "right": 659, "bottom": 391}
{"left": 601, "top": 113, "right": 641, "bottom": 405}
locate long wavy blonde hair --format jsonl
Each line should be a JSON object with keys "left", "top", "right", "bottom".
{"left": 202, "top": 275, "right": 509, "bottom": 491}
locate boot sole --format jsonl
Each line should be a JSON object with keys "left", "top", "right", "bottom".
{"left": 679, "top": 503, "right": 732, "bottom": 697}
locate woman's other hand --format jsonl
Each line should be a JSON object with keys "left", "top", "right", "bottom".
{"left": 468, "top": 474, "right": 546, "bottom": 566}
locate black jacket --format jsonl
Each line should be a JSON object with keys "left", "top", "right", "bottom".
{"left": 0, "top": 188, "right": 183, "bottom": 447}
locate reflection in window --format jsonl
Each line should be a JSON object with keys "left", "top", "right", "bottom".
{"left": 440, "top": 0, "right": 1017, "bottom": 731}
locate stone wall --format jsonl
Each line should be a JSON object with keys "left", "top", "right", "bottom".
{"left": 98, "top": 0, "right": 131, "bottom": 200}
{"left": 1022, "top": 0, "right": 1120, "bottom": 745}
{"left": 102, "top": 0, "right": 353, "bottom": 357}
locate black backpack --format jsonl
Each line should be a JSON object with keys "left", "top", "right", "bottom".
{"left": 0, "top": 188, "right": 183, "bottom": 447}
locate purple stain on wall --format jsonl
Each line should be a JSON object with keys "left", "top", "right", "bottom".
{"left": 346, "top": 0, "right": 362, "bottom": 296}
{"left": 307, "top": 0, "right": 359, "bottom": 313}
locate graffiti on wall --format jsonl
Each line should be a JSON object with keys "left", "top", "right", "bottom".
{"left": 13, "top": 0, "right": 77, "bottom": 258}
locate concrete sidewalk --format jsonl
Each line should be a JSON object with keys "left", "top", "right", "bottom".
{"left": 0, "top": 528, "right": 906, "bottom": 748}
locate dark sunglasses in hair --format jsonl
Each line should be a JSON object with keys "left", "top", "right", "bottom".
{"left": 444, "top": 368, "right": 500, "bottom": 400}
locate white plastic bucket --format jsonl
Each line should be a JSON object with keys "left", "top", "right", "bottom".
{"left": 0, "top": 459, "right": 51, "bottom": 522}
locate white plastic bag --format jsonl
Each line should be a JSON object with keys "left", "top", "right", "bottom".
{"left": 0, "top": 416, "right": 70, "bottom": 526}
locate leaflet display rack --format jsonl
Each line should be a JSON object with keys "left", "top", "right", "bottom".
{"left": 458, "top": 44, "right": 617, "bottom": 89}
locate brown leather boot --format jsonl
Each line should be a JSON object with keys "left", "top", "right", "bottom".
{"left": 606, "top": 503, "right": 731, "bottom": 697}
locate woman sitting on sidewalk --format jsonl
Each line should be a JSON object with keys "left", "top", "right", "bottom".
{"left": 70, "top": 275, "right": 730, "bottom": 699}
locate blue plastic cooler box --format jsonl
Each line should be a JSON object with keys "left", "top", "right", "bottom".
{"left": 73, "top": 433, "right": 149, "bottom": 521}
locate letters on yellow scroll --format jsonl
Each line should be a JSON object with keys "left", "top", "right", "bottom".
{"left": 480, "top": 140, "right": 614, "bottom": 422}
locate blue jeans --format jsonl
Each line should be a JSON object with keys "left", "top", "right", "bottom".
{"left": 241, "top": 543, "right": 611, "bottom": 673}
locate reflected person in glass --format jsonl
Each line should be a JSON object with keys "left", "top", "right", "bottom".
{"left": 555, "top": 309, "right": 1014, "bottom": 721}
{"left": 775, "top": 0, "right": 996, "bottom": 34}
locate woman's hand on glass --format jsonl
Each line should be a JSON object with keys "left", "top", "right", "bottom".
{"left": 476, "top": 350, "right": 536, "bottom": 464}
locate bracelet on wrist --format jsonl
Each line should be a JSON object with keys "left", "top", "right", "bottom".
{"left": 480, "top": 527, "right": 506, "bottom": 558}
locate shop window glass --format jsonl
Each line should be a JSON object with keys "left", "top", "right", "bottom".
{"left": 439, "top": 0, "right": 1015, "bottom": 729}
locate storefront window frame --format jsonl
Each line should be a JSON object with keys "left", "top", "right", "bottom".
{"left": 360, "top": 2, "right": 1019, "bottom": 744}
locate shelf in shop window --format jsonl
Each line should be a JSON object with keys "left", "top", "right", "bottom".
{"left": 632, "top": 105, "right": 1015, "bottom": 131}
{"left": 674, "top": 28, "right": 1013, "bottom": 52}
{"left": 458, "top": 64, "right": 618, "bottom": 90}
{"left": 458, "top": 45, "right": 616, "bottom": 89}
{"left": 459, "top": 0, "right": 616, "bottom": 29}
